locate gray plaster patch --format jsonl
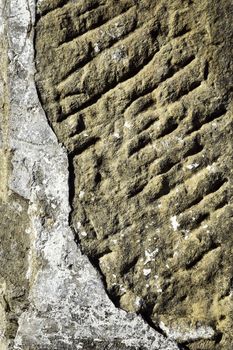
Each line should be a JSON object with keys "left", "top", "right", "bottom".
{"left": 2, "top": 0, "right": 179, "bottom": 349}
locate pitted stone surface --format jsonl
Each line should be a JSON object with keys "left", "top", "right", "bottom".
{"left": 35, "top": 0, "right": 233, "bottom": 349}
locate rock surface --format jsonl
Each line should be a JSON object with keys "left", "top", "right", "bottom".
{"left": 0, "top": 0, "right": 179, "bottom": 349}
{"left": 35, "top": 0, "right": 233, "bottom": 349}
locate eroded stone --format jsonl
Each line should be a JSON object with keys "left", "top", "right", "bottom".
{"left": 35, "top": 0, "right": 233, "bottom": 349}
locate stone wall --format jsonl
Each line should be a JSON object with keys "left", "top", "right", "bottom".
{"left": 0, "top": 0, "right": 178, "bottom": 349}
{"left": 35, "top": 0, "right": 233, "bottom": 349}
{"left": 0, "top": 0, "right": 232, "bottom": 349}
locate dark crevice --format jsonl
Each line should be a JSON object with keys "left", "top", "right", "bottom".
{"left": 86, "top": 254, "right": 122, "bottom": 308}
{"left": 157, "top": 159, "right": 179, "bottom": 175}
{"left": 173, "top": 26, "right": 191, "bottom": 39}
{"left": 128, "top": 135, "right": 151, "bottom": 157}
{"left": 184, "top": 138, "right": 203, "bottom": 157}
{"left": 94, "top": 171, "right": 102, "bottom": 186}
{"left": 186, "top": 241, "right": 220, "bottom": 269}
{"left": 180, "top": 176, "right": 227, "bottom": 215}
{"left": 157, "top": 120, "right": 178, "bottom": 138}
{"left": 147, "top": 180, "right": 171, "bottom": 203}
{"left": 215, "top": 198, "right": 228, "bottom": 210}
{"left": 204, "top": 61, "right": 209, "bottom": 80}
{"left": 188, "top": 104, "right": 227, "bottom": 134}
{"left": 221, "top": 277, "right": 233, "bottom": 299}
{"left": 204, "top": 104, "right": 227, "bottom": 124}
{"left": 206, "top": 177, "right": 227, "bottom": 196}
{"left": 127, "top": 181, "right": 147, "bottom": 198}
{"left": 69, "top": 115, "right": 86, "bottom": 136}
{"left": 188, "top": 212, "right": 210, "bottom": 230}
{"left": 141, "top": 311, "right": 167, "bottom": 337}
{"left": 67, "top": 155, "right": 76, "bottom": 226}
{"left": 93, "top": 247, "right": 112, "bottom": 260}
{"left": 124, "top": 87, "right": 156, "bottom": 117}
{"left": 177, "top": 344, "right": 190, "bottom": 350}
{"left": 213, "top": 331, "right": 223, "bottom": 344}
{"left": 58, "top": 94, "right": 103, "bottom": 122}
{"left": 138, "top": 117, "right": 159, "bottom": 133}
{"left": 121, "top": 255, "right": 140, "bottom": 275}
{"left": 187, "top": 194, "right": 203, "bottom": 208}
{"left": 176, "top": 54, "right": 196, "bottom": 70}
{"left": 172, "top": 79, "right": 202, "bottom": 103}
{"left": 70, "top": 136, "right": 100, "bottom": 157}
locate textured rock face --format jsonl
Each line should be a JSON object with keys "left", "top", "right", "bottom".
{"left": 35, "top": 0, "right": 233, "bottom": 349}
{"left": 0, "top": 1, "right": 179, "bottom": 349}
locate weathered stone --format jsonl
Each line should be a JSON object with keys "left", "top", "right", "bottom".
{"left": 0, "top": 2, "right": 30, "bottom": 347}
{"left": 0, "top": 0, "right": 179, "bottom": 349}
{"left": 35, "top": 0, "right": 233, "bottom": 349}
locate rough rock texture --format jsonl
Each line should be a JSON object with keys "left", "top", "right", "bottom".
{"left": 0, "top": 0, "right": 179, "bottom": 349}
{"left": 35, "top": 0, "right": 233, "bottom": 349}
{"left": 0, "top": 2, "right": 30, "bottom": 346}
